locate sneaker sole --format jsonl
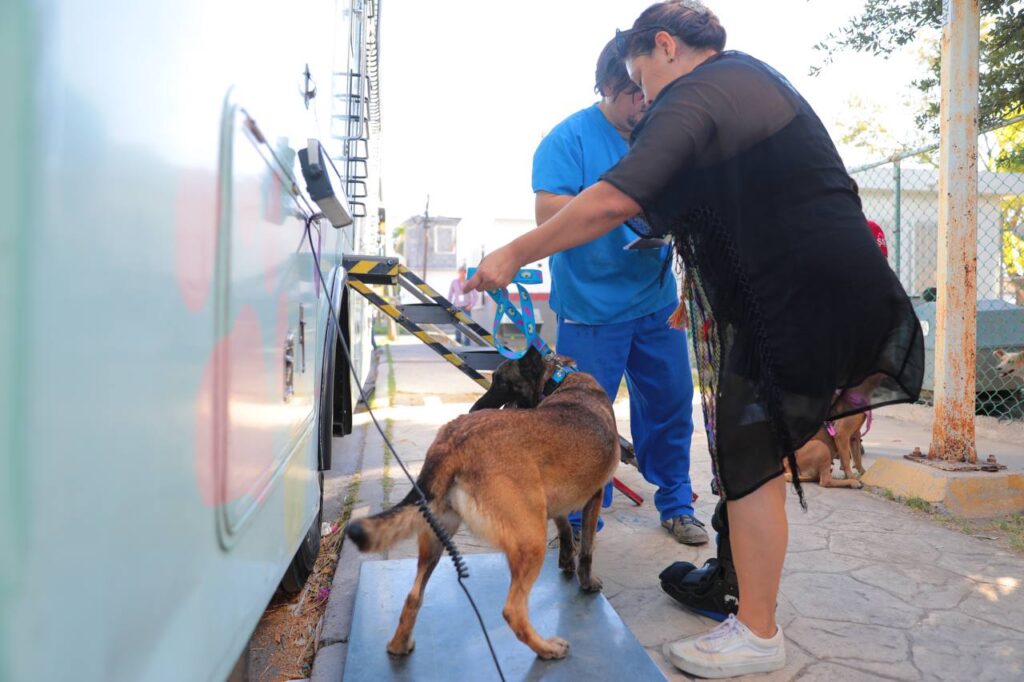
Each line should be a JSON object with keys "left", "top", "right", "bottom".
{"left": 662, "top": 526, "right": 710, "bottom": 546}
{"left": 662, "top": 644, "right": 785, "bottom": 679}
{"left": 659, "top": 583, "right": 734, "bottom": 623}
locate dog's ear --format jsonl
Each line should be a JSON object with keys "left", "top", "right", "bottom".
{"left": 521, "top": 346, "right": 545, "bottom": 376}
{"left": 470, "top": 374, "right": 515, "bottom": 412}
{"left": 994, "top": 349, "right": 1006, "bottom": 359}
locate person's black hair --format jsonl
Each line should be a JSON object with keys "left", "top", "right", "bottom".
{"left": 595, "top": 38, "right": 638, "bottom": 98}
{"left": 620, "top": 1, "right": 726, "bottom": 59}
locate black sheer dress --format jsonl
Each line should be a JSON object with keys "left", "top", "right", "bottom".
{"left": 602, "top": 51, "right": 924, "bottom": 503}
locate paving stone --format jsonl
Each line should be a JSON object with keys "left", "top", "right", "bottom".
{"left": 788, "top": 525, "right": 831, "bottom": 553}
{"left": 959, "top": 587, "right": 1024, "bottom": 634}
{"left": 827, "top": 507, "right": 928, "bottom": 534}
{"left": 785, "top": 617, "right": 920, "bottom": 679}
{"left": 597, "top": 575, "right": 628, "bottom": 600}
{"left": 968, "top": 556, "right": 1024, "bottom": 587}
{"left": 609, "top": 587, "right": 707, "bottom": 649}
{"left": 909, "top": 610, "right": 1024, "bottom": 681}
{"left": 788, "top": 500, "right": 837, "bottom": 527}
{"left": 933, "top": 547, "right": 1000, "bottom": 578}
{"left": 829, "top": 530, "right": 941, "bottom": 565}
{"left": 798, "top": 661, "right": 896, "bottom": 681}
{"left": 782, "top": 573, "right": 923, "bottom": 628}
{"left": 784, "top": 549, "right": 872, "bottom": 575}
{"left": 850, "top": 562, "right": 976, "bottom": 610}
{"left": 786, "top": 616, "right": 908, "bottom": 663}
{"left": 829, "top": 658, "right": 921, "bottom": 682}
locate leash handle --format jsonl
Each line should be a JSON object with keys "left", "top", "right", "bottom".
{"left": 467, "top": 266, "right": 577, "bottom": 387}
{"left": 490, "top": 283, "right": 538, "bottom": 359}
{"left": 467, "top": 267, "right": 543, "bottom": 285}
{"left": 467, "top": 267, "right": 544, "bottom": 359}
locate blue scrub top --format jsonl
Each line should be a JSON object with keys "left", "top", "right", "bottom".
{"left": 532, "top": 104, "right": 676, "bottom": 325}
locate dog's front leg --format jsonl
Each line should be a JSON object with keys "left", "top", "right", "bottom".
{"left": 834, "top": 420, "right": 858, "bottom": 480}
{"left": 818, "top": 462, "right": 863, "bottom": 489}
{"left": 554, "top": 516, "right": 576, "bottom": 575}
{"left": 851, "top": 436, "right": 867, "bottom": 476}
{"left": 576, "top": 489, "right": 604, "bottom": 593}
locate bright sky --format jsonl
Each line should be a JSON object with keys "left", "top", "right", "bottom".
{"left": 379, "top": 0, "right": 927, "bottom": 232}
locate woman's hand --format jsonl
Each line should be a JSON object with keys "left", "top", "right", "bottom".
{"left": 464, "top": 244, "right": 523, "bottom": 293}
{"left": 464, "top": 181, "right": 640, "bottom": 293}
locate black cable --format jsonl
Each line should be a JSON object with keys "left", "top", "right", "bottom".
{"left": 304, "top": 214, "right": 505, "bottom": 681}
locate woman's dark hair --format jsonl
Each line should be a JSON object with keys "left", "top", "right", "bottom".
{"left": 620, "top": 1, "right": 726, "bottom": 58}
{"left": 595, "top": 38, "right": 637, "bottom": 98}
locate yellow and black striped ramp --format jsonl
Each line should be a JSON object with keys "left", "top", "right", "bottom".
{"left": 344, "top": 277, "right": 492, "bottom": 390}
{"left": 342, "top": 255, "right": 403, "bottom": 285}
{"left": 394, "top": 265, "right": 495, "bottom": 346}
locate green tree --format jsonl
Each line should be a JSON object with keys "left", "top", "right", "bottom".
{"left": 994, "top": 118, "right": 1024, "bottom": 298}
{"left": 836, "top": 95, "right": 937, "bottom": 165}
{"left": 813, "top": 0, "right": 1023, "bottom": 152}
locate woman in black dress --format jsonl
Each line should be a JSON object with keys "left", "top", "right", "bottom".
{"left": 467, "top": 2, "right": 923, "bottom": 678}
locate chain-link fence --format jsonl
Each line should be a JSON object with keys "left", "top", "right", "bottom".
{"left": 849, "top": 116, "right": 1024, "bottom": 422}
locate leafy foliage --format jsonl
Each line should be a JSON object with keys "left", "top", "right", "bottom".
{"left": 814, "top": 0, "right": 1024, "bottom": 137}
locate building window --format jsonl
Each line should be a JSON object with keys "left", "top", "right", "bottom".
{"left": 433, "top": 224, "right": 455, "bottom": 254}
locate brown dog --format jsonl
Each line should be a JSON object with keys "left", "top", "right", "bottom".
{"left": 345, "top": 348, "right": 619, "bottom": 659}
{"left": 786, "top": 378, "right": 880, "bottom": 488}
{"left": 786, "top": 413, "right": 867, "bottom": 489}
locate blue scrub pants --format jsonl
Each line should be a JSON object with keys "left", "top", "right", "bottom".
{"left": 557, "top": 302, "right": 696, "bottom": 529}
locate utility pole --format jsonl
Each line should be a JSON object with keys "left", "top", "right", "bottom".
{"left": 930, "top": 0, "right": 980, "bottom": 463}
{"left": 421, "top": 195, "right": 430, "bottom": 281}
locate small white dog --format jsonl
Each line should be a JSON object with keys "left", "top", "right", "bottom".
{"left": 994, "top": 349, "right": 1024, "bottom": 378}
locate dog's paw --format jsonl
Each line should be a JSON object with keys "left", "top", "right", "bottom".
{"left": 578, "top": 573, "right": 603, "bottom": 593}
{"left": 536, "top": 636, "right": 570, "bottom": 659}
{"left": 386, "top": 636, "right": 415, "bottom": 656}
{"left": 851, "top": 479, "right": 864, "bottom": 489}
{"left": 559, "top": 555, "right": 576, "bottom": 575}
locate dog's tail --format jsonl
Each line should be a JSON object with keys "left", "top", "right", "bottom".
{"left": 345, "top": 488, "right": 426, "bottom": 553}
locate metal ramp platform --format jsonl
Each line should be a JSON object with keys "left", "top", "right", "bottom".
{"left": 343, "top": 552, "right": 666, "bottom": 682}
{"left": 343, "top": 254, "right": 503, "bottom": 388}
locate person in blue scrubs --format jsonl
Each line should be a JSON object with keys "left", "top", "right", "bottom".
{"left": 532, "top": 38, "right": 707, "bottom": 545}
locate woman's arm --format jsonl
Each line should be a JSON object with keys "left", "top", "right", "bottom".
{"left": 466, "top": 181, "right": 639, "bottom": 292}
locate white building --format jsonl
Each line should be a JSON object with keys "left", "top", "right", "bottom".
{"left": 857, "top": 167, "right": 1024, "bottom": 301}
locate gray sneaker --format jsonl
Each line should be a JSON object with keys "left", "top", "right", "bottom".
{"left": 662, "top": 515, "right": 709, "bottom": 545}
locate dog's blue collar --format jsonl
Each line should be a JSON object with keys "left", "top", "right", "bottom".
{"left": 543, "top": 364, "right": 575, "bottom": 397}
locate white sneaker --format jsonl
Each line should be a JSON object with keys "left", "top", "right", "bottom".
{"left": 663, "top": 614, "right": 785, "bottom": 679}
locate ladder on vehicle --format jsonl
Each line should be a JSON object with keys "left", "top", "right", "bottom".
{"left": 342, "top": 254, "right": 645, "bottom": 506}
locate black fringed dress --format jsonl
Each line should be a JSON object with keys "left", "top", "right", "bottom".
{"left": 602, "top": 51, "right": 924, "bottom": 502}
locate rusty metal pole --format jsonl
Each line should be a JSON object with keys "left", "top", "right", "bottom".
{"left": 930, "top": 0, "right": 980, "bottom": 463}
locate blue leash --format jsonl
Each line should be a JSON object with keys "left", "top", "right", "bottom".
{"left": 468, "top": 267, "right": 574, "bottom": 386}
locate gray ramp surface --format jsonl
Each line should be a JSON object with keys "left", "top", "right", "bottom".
{"left": 344, "top": 552, "right": 666, "bottom": 681}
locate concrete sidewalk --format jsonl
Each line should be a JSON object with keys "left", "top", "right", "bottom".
{"left": 312, "top": 339, "right": 1024, "bottom": 681}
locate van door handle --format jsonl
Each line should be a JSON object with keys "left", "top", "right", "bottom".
{"left": 284, "top": 333, "right": 296, "bottom": 401}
